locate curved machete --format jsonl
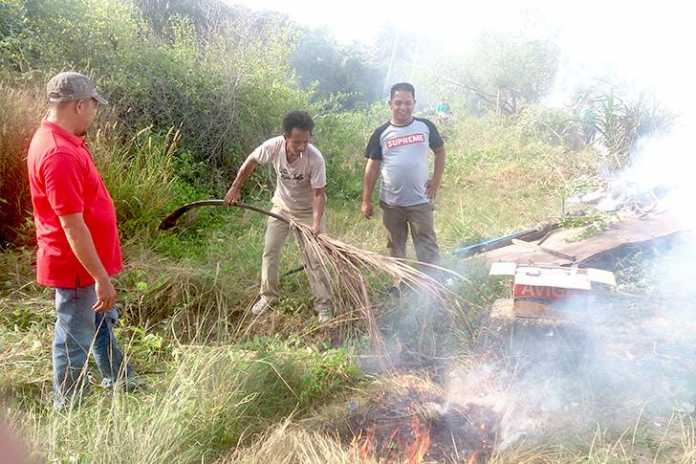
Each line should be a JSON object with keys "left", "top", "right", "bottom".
{"left": 159, "top": 200, "right": 305, "bottom": 277}
{"left": 158, "top": 199, "right": 289, "bottom": 230}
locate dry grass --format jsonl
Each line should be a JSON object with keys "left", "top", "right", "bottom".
{"left": 222, "top": 404, "right": 696, "bottom": 464}
{"left": 0, "top": 85, "right": 44, "bottom": 246}
{"left": 118, "top": 247, "right": 248, "bottom": 333}
{"left": 290, "top": 219, "right": 464, "bottom": 351}
{"left": 5, "top": 342, "right": 358, "bottom": 463}
{"left": 222, "top": 419, "right": 380, "bottom": 464}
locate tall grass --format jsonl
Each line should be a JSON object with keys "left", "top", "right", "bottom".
{"left": 437, "top": 113, "right": 599, "bottom": 249}
{"left": 93, "top": 124, "right": 182, "bottom": 241}
{"left": 0, "top": 86, "right": 44, "bottom": 246}
{"left": 9, "top": 341, "right": 358, "bottom": 463}
{"left": 0, "top": 84, "right": 189, "bottom": 248}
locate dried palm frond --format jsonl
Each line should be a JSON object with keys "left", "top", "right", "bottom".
{"left": 290, "top": 219, "right": 462, "bottom": 352}
{"left": 159, "top": 200, "right": 465, "bottom": 352}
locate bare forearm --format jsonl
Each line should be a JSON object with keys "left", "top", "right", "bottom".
{"left": 432, "top": 148, "right": 446, "bottom": 188}
{"left": 231, "top": 157, "right": 257, "bottom": 191}
{"left": 59, "top": 214, "right": 109, "bottom": 281}
{"left": 362, "top": 160, "right": 381, "bottom": 204}
{"left": 312, "top": 189, "right": 326, "bottom": 230}
{"left": 225, "top": 157, "right": 258, "bottom": 204}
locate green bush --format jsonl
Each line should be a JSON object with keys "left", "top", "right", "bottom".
{"left": 91, "top": 124, "right": 182, "bottom": 240}
{"left": 313, "top": 104, "right": 387, "bottom": 201}
{"left": 0, "top": 83, "right": 189, "bottom": 247}
{"left": 1, "top": 0, "right": 313, "bottom": 172}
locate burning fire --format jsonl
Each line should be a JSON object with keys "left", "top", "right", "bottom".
{"left": 349, "top": 380, "right": 498, "bottom": 463}
{"left": 405, "top": 416, "right": 431, "bottom": 463}
{"left": 356, "top": 425, "right": 375, "bottom": 459}
{"left": 355, "top": 415, "right": 433, "bottom": 464}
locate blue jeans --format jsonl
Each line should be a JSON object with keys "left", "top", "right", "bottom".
{"left": 53, "top": 285, "right": 133, "bottom": 407}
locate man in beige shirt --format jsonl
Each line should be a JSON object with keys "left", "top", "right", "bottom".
{"left": 224, "top": 111, "right": 332, "bottom": 322}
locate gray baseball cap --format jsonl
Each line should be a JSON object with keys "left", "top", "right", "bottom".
{"left": 46, "top": 71, "right": 108, "bottom": 105}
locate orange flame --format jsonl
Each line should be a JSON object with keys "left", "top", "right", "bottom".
{"left": 356, "top": 425, "right": 376, "bottom": 459}
{"left": 405, "top": 416, "right": 431, "bottom": 464}
{"left": 467, "top": 450, "right": 482, "bottom": 464}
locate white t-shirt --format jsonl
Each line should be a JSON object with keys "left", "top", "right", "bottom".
{"left": 365, "top": 118, "right": 444, "bottom": 207}
{"left": 249, "top": 136, "right": 326, "bottom": 213}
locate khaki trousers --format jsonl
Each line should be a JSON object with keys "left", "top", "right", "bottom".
{"left": 260, "top": 208, "right": 331, "bottom": 311}
{"left": 380, "top": 201, "right": 440, "bottom": 266}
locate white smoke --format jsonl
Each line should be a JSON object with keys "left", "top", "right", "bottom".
{"left": 234, "top": 0, "right": 696, "bottom": 450}
{"left": 444, "top": 113, "right": 696, "bottom": 448}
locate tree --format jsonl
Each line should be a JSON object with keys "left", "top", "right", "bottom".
{"left": 133, "top": 0, "right": 290, "bottom": 46}
{"left": 441, "top": 33, "right": 560, "bottom": 116}
{"left": 291, "top": 28, "right": 383, "bottom": 109}
{"left": 570, "top": 82, "right": 673, "bottom": 169}
{"left": 0, "top": 0, "right": 33, "bottom": 74}
{"left": 133, "top": 0, "right": 230, "bottom": 38}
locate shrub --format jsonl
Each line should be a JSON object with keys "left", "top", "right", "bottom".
{"left": 2, "top": 0, "right": 312, "bottom": 172}
{"left": 91, "top": 124, "right": 182, "bottom": 240}
{"left": 312, "top": 104, "right": 387, "bottom": 201}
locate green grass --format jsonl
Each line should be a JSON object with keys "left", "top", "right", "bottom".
{"left": 2, "top": 111, "right": 659, "bottom": 464}
{"left": 4, "top": 339, "right": 359, "bottom": 463}
{"left": 2, "top": 2, "right": 678, "bottom": 460}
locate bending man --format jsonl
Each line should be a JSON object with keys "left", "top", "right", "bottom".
{"left": 224, "top": 111, "right": 332, "bottom": 322}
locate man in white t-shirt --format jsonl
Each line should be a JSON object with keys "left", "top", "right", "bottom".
{"left": 224, "top": 111, "right": 332, "bottom": 322}
{"left": 362, "top": 82, "right": 445, "bottom": 270}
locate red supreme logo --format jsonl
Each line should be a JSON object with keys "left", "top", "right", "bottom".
{"left": 385, "top": 133, "right": 425, "bottom": 149}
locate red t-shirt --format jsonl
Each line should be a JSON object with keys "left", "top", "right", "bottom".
{"left": 27, "top": 121, "right": 123, "bottom": 288}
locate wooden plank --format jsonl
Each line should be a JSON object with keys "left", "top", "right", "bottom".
{"left": 482, "top": 212, "right": 691, "bottom": 265}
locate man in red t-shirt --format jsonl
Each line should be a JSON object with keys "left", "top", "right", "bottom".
{"left": 27, "top": 72, "right": 133, "bottom": 408}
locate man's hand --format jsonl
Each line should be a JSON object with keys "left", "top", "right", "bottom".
{"left": 311, "top": 187, "right": 326, "bottom": 236}
{"left": 428, "top": 146, "right": 445, "bottom": 201}
{"left": 426, "top": 179, "right": 440, "bottom": 201}
{"left": 361, "top": 201, "right": 374, "bottom": 219}
{"left": 59, "top": 213, "right": 115, "bottom": 312}
{"left": 93, "top": 277, "right": 116, "bottom": 313}
{"left": 223, "top": 185, "right": 241, "bottom": 205}
{"left": 361, "top": 159, "right": 380, "bottom": 220}
{"left": 225, "top": 157, "right": 258, "bottom": 205}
